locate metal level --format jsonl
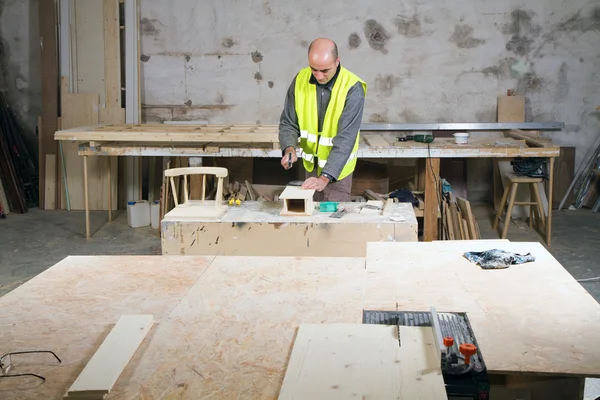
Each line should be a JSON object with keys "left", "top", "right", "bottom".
{"left": 360, "top": 122, "right": 564, "bottom": 131}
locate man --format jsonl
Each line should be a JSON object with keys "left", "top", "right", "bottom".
{"left": 278, "top": 37, "right": 367, "bottom": 202}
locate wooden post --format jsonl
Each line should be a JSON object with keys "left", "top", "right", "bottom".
{"left": 423, "top": 157, "right": 440, "bottom": 241}
{"left": 108, "top": 156, "right": 112, "bottom": 222}
{"left": 84, "top": 156, "right": 90, "bottom": 240}
{"left": 546, "top": 157, "right": 555, "bottom": 246}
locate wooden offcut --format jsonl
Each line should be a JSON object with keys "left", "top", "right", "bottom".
{"left": 278, "top": 324, "right": 447, "bottom": 399}
{"left": 65, "top": 315, "right": 154, "bottom": 399}
{"left": 497, "top": 95, "right": 525, "bottom": 123}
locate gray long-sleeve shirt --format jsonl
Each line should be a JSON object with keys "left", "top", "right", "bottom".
{"left": 278, "top": 65, "right": 365, "bottom": 181}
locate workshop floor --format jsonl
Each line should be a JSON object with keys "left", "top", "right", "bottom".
{"left": 1, "top": 206, "right": 599, "bottom": 398}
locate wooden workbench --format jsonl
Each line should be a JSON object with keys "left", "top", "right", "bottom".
{"left": 54, "top": 123, "right": 561, "bottom": 243}
{"left": 1, "top": 240, "right": 598, "bottom": 399}
{"left": 161, "top": 201, "right": 418, "bottom": 256}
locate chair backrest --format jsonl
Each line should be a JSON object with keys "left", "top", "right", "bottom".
{"left": 164, "top": 167, "right": 228, "bottom": 207}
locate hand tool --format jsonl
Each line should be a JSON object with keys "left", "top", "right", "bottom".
{"left": 329, "top": 208, "right": 346, "bottom": 218}
{"left": 398, "top": 133, "right": 434, "bottom": 143}
{"left": 287, "top": 152, "right": 292, "bottom": 169}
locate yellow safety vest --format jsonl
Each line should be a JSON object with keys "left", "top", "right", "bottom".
{"left": 294, "top": 66, "right": 367, "bottom": 180}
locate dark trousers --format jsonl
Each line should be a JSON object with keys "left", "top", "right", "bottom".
{"left": 305, "top": 169, "right": 353, "bottom": 202}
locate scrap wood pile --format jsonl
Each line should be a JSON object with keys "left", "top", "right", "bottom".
{"left": 564, "top": 133, "right": 600, "bottom": 213}
{"left": 440, "top": 192, "right": 481, "bottom": 240}
{"left": 0, "top": 92, "right": 38, "bottom": 216}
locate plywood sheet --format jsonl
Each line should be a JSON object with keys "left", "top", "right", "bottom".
{"left": 60, "top": 79, "right": 118, "bottom": 211}
{"left": 278, "top": 324, "right": 447, "bottom": 399}
{"left": 74, "top": 0, "right": 105, "bottom": 104}
{"left": 497, "top": 95, "right": 525, "bottom": 123}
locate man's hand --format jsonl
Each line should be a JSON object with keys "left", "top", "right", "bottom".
{"left": 281, "top": 147, "right": 297, "bottom": 170}
{"left": 302, "top": 176, "right": 330, "bottom": 192}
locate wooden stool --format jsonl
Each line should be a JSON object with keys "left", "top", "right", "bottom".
{"left": 493, "top": 172, "right": 548, "bottom": 243}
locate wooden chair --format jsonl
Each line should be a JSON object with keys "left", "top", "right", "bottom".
{"left": 164, "top": 167, "right": 228, "bottom": 209}
{"left": 492, "top": 172, "right": 548, "bottom": 244}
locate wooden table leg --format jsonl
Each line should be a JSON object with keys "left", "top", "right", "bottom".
{"left": 108, "top": 156, "right": 112, "bottom": 223}
{"left": 546, "top": 156, "right": 555, "bottom": 246}
{"left": 84, "top": 155, "right": 90, "bottom": 240}
{"left": 424, "top": 157, "right": 440, "bottom": 241}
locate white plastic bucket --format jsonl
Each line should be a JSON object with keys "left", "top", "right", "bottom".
{"left": 454, "top": 132, "right": 469, "bottom": 144}
{"left": 127, "top": 200, "right": 151, "bottom": 228}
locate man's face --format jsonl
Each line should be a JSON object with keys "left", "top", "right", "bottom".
{"left": 310, "top": 57, "right": 339, "bottom": 84}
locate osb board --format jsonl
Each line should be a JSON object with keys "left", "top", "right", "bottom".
{"left": 279, "top": 324, "right": 447, "bottom": 399}
{"left": 106, "top": 255, "right": 367, "bottom": 399}
{"left": 0, "top": 255, "right": 214, "bottom": 400}
{"left": 364, "top": 241, "right": 600, "bottom": 377}
{"left": 0, "top": 252, "right": 594, "bottom": 399}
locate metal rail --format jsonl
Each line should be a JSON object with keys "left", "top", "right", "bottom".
{"left": 360, "top": 122, "right": 564, "bottom": 131}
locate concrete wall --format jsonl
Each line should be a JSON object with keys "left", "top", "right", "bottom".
{"left": 139, "top": 0, "right": 600, "bottom": 170}
{"left": 0, "top": 0, "right": 40, "bottom": 152}
{"left": 1, "top": 0, "right": 598, "bottom": 200}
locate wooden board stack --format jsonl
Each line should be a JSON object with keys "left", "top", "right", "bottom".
{"left": 63, "top": 315, "right": 154, "bottom": 399}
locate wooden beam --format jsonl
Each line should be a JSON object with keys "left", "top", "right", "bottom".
{"left": 39, "top": 0, "right": 59, "bottom": 208}
{"left": 103, "top": 0, "right": 121, "bottom": 108}
{"left": 504, "top": 129, "right": 552, "bottom": 148}
{"left": 423, "top": 157, "right": 440, "bottom": 241}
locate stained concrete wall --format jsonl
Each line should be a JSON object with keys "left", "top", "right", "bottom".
{"left": 0, "top": 0, "right": 40, "bottom": 152}
{"left": 0, "top": 0, "right": 598, "bottom": 200}
{"left": 140, "top": 0, "right": 600, "bottom": 172}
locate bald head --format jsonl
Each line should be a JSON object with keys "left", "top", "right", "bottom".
{"left": 307, "top": 38, "right": 340, "bottom": 84}
{"left": 308, "top": 38, "right": 338, "bottom": 61}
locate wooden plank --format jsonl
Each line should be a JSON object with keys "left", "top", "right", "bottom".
{"left": 66, "top": 315, "right": 154, "bottom": 398}
{"left": 456, "top": 196, "right": 478, "bottom": 239}
{"left": 0, "top": 172, "right": 10, "bottom": 214}
{"left": 99, "top": 107, "right": 125, "bottom": 124}
{"left": 278, "top": 324, "right": 447, "bottom": 399}
{"left": 363, "top": 134, "right": 390, "bottom": 147}
{"left": 74, "top": 0, "right": 106, "bottom": 104}
{"left": 504, "top": 129, "right": 552, "bottom": 148}
{"left": 55, "top": 124, "right": 280, "bottom": 143}
{"left": 39, "top": 0, "right": 59, "bottom": 209}
{"left": 44, "top": 154, "right": 57, "bottom": 210}
{"left": 423, "top": 157, "right": 440, "bottom": 241}
{"left": 103, "top": 0, "right": 121, "bottom": 108}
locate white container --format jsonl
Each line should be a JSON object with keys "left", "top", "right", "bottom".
{"left": 151, "top": 200, "right": 160, "bottom": 229}
{"left": 453, "top": 132, "right": 469, "bottom": 144}
{"left": 127, "top": 200, "right": 151, "bottom": 228}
